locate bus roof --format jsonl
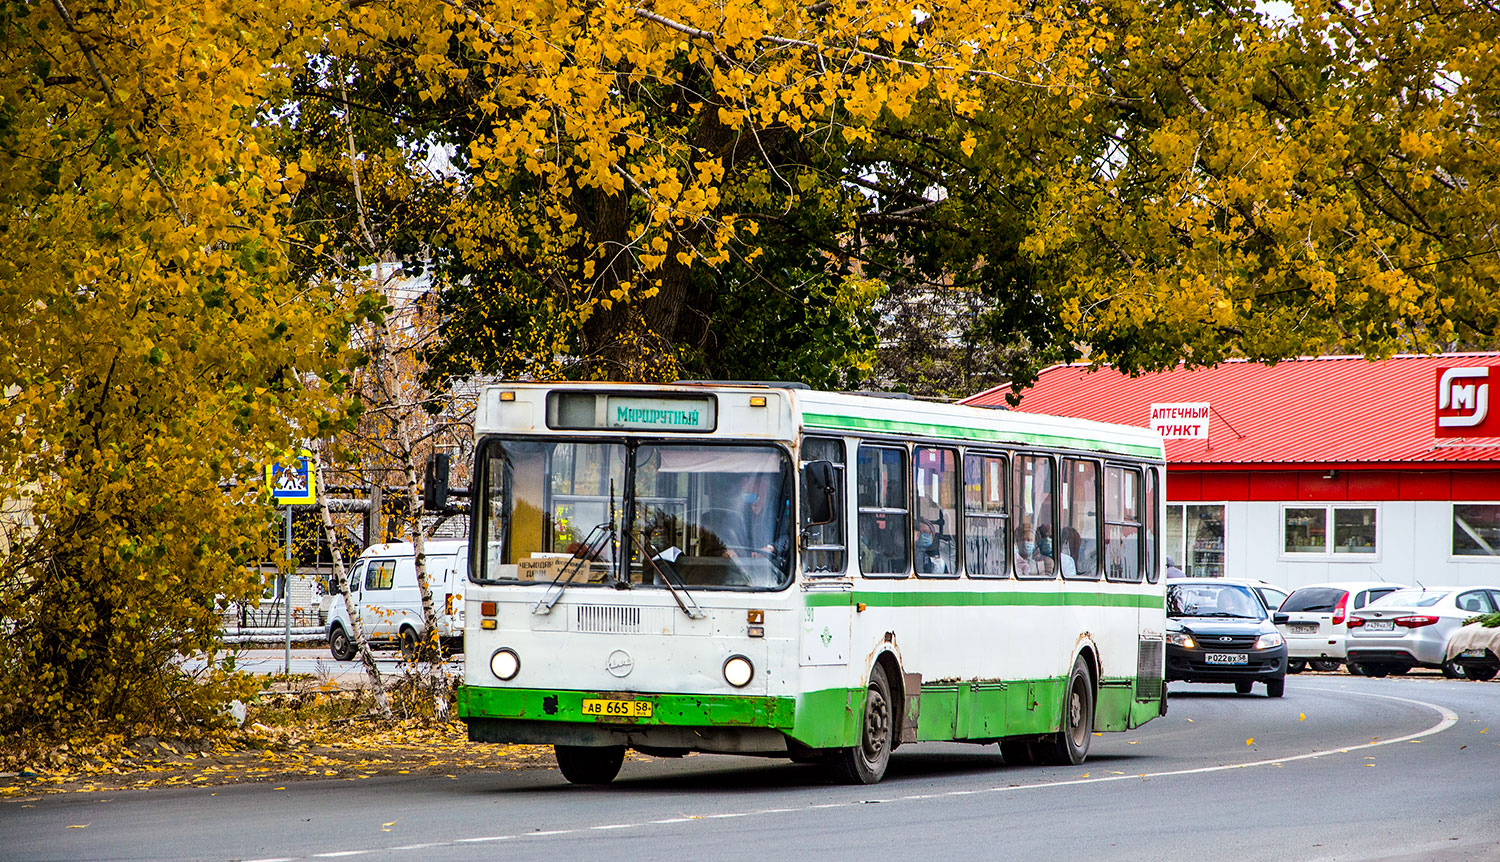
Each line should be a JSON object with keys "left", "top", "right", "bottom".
{"left": 476, "top": 382, "right": 1165, "bottom": 461}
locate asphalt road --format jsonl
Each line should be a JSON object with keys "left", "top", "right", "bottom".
{"left": 5, "top": 676, "right": 1498, "bottom": 862}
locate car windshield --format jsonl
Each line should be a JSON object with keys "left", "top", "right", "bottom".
{"left": 1368, "top": 588, "right": 1449, "bottom": 608}
{"left": 1168, "top": 583, "right": 1267, "bottom": 619}
{"left": 1281, "top": 587, "right": 1347, "bottom": 613}
{"left": 476, "top": 439, "right": 793, "bottom": 590}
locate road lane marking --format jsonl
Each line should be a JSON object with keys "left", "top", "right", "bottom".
{"left": 244, "top": 687, "right": 1455, "bottom": 862}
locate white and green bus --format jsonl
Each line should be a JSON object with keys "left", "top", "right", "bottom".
{"left": 458, "top": 383, "right": 1168, "bottom": 784}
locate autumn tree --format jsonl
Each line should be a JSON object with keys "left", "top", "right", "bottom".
{"left": 279, "top": 0, "right": 1107, "bottom": 388}
{"left": 0, "top": 1, "right": 372, "bottom": 743}
{"left": 1007, "top": 0, "right": 1500, "bottom": 389}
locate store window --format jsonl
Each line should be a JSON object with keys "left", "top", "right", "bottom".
{"left": 1283, "top": 505, "right": 1377, "bottom": 555}
{"left": 1165, "top": 504, "right": 1225, "bottom": 577}
{"left": 1453, "top": 504, "right": 1500, "bottom": 557}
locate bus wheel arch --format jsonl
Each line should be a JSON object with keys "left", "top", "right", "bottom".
{"left": 830, "top": 659, "right": 896, "bottom": 784}
{"left": 872, "top": 651, "right": 908, "bottom": 749}
{"left": 1037, "top": 652, "right": 1096, "bottom": 766}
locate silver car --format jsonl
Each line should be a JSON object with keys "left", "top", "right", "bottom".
{"left": 1277, "top": 581, "right": 1403, "bottom": 673}
{"left": 1345, "top": 586, "right": 1500, "bottom": 678}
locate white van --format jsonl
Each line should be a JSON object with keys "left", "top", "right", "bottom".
{"left": 325, "top": 540, "right": 469, "bottom": 661}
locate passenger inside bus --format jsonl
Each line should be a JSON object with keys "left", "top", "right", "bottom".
{"left": 1015, "top": 520, "right": 1054, "bottom": 576}
{"left": 915, "top": 518, "right": 951, "bottom": 574}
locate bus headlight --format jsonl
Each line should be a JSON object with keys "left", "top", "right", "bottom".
{"left": 723, "top": 655, "right": 754, "bottom": 688}
{"left": 490, "top": 648, "right": 520, "bottom": 681}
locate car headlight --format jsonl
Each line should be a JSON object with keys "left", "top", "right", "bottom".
{"left": 1255, "top": 632, "right": 1285, "bottom": 650}
{"left": 490, "top": 648, "right": 520, "bottom": 681}
{"left": 723, "top": 655, "right": 754, "bottom": 688}
{"left": 1167, "top": 632, "right": 1197, "bottom": 649}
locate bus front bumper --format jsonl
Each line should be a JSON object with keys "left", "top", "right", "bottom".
{"left": 458, "top": 685, "right": 802, "bottom": 753}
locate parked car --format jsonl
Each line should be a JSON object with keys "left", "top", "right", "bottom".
{"left": 1222, "top": 577, "right": 1290, "bottom": 614}
{"left": 326, "top": 540, "right": 470, "bottom": 661}
{"left": 1166, "top": 579, "right": 1289, "bottom": 697}
{"left": 1345, "top": 586, "right": 1500, "bottom": 678}
{"left": 1276, "top": 581, "right": 1404, "bottom": 673}
{"left": 1444, "top": 619, "right": 1500, "bottom": 682}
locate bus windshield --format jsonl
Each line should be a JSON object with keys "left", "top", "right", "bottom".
{"left": 477, "top": 439, "right": 793, "bottom": 590}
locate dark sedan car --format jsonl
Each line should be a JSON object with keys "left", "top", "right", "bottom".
{"left": 1166, "top": 579, "right": 1290, "bottom": 698}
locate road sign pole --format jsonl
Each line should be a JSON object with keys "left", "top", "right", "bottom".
{"left": 284, "top": 506, "right": 292, "bottom": 674}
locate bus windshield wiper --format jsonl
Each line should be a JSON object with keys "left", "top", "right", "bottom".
{"left": 638, "top": 534, "right": 706, "bottom": 620}
{"left": 533, "top": 520, "right": 613, "bottom": 615}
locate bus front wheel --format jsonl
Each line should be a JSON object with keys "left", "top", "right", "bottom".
{"left": 1037, "top": 655, "right": 1094, "bottom": 766}
{"left": 554, "top": 745, "right": 625, "bottom": 785}
{"left": 831, "top": 663, "right": 894, "bottom": 785}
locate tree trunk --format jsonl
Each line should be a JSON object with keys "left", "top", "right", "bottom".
{"left": 314, "top": 460, "right": 390, "bottom": 718}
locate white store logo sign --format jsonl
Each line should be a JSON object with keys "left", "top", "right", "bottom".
{"left": 1437, "top": 367, "right": 1489, "bottom": 429}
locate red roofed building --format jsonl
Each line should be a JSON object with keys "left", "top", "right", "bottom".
{"left": 961, "top": 354, "right": 1500, "bottom": 592}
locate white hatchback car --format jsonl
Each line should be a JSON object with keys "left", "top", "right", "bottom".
{"left": 1345, "top": 585, "right": 1500, "bottom": 678}
{"left": 1277, "top": 581, "right": 1404, "bottom": 673}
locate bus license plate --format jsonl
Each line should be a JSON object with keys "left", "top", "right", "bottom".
{"left": 582, "top": 698, "right": 653, "bottom": 718}
{"left": 1205, "top": 653, "right": 1248, "bottom": 665}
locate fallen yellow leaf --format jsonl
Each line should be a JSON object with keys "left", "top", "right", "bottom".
{"left": 68, "top": 824, "right": 89, "bottom": 829}
{"left": 1245, "top": 738, "right": 1255, "bottom": 745}
{"left": 1299, "top": 713, "right": 1305, "bottom": 721}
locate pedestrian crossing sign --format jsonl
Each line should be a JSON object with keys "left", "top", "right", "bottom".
{"left": 266, "top": 453, "right": 316, "bottom": 505}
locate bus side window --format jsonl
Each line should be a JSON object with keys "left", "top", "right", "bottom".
{"left": 857, "top": 445, "right": 910, "bottom": 577}
{"left": 1012, "top": 454, "right": 1056, "bottom": 579}
{"left": 1144, "top": 467, "right": 1160, "bottom": 583}
{"left": 1059, "top": 458, "right": 1100, "bottom": 579}
{"left": 802, "top": 437, "right": 847, "bottom": 575}
{"left": 914, "top": 447, "right": 958, "bottom": 576}
{"left": 964, "top": 453, "right": 1008, "bottom": 577}
{"left": 1105, "top": 465, "right": 1143, "bottom": 582}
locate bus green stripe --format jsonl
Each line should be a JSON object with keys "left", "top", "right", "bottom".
{"left": 802, "top": 589, "right": 1164, "bottom": 609}
{"left": 802, "top": 412, "right": 1164, "bottom": 459}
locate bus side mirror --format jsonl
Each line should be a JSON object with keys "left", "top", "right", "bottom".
{"left": 804, "top": 460, "right": 838, "bottom": 526}
{"left": 423, "top": 453, "right": 450, "bottom": 512}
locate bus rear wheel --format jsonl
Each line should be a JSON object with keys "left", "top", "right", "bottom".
{"left": 830, "top": 663, "right": 894, "bottom": 784}
{"left": 1037, "top": 655, "right": 1094, "bottom": 766}
{"left": 554, "top": 745, "right": 625, "bottom": 785}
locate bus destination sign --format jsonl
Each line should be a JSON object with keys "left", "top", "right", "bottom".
{"left": 606, "top": 396, "right": 715, "bottom": 431}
